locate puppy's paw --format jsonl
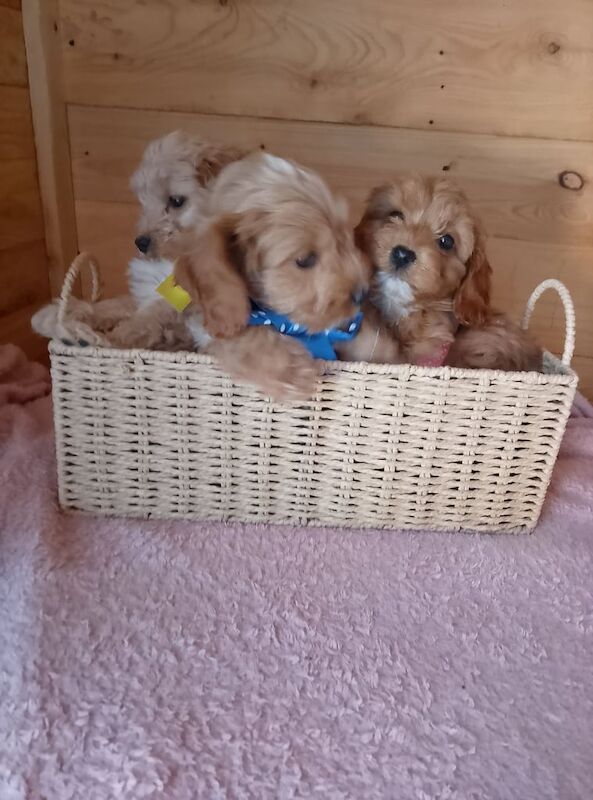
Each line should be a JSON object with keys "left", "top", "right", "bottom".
{"left": 260, "top": 339, "right": 320, "bottom": 402}
{"left": 202, "top": 294, "right": 250, "bottom": 339}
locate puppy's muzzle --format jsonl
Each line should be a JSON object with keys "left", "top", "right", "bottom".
{"left": 135, "top": 234, "right": 152, "bottom": 254}
{"left": 390, "top": 246, "right": 416, "bottom": 270}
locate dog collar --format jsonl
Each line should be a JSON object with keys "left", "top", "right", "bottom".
{"left": 248, "top": 302, "right": 363, "bottom": 361}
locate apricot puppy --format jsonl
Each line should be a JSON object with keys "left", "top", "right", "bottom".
{"left": 355, "top": 175, "right": 541, "bottom": 371}
{"left": 178, "top": 152, "right": 371, "bottom": 401}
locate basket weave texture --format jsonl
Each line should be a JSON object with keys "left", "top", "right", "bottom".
{"left": 50, "top": 258, "right": 578, "bottom": 532}
{"left": 50, "top": 268, "right": 577, "bottom": 532}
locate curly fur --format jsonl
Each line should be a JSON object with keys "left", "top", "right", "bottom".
{"left": 177, "top": 153, "right": 372, "bottom": 401}
{"left": 130, "top": 130, "right": 243, "bottom": 258}
{"left": 31, "top": 291, "right": 194, "bottom": 352}
{"left": 446, "top": 315, "right": 543, "bottom": 372}
{"left": 129, "top": 131, "right": 245, "bottom": 344}
{"left": 355, "top": 175, "right": 542, "bottom": 371}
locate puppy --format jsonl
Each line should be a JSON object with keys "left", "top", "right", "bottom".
{"left": 178, "top": 152, "right": 372, "bottom": 401}
{"left": 354, "top": 175, "right": 542, "bottom": 371}
{"left": 126, "top": 257, "right": 208, "bottom": 349}
{"left": 129, "top": 130, "right": 247, "bottom": 343}
{"left": 445, "top": 315, "right": 543, "bottom": 371}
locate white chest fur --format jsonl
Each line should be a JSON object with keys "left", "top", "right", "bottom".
{"left": 127, "top": 257, "right": 212, "bottom": 349}
{"left": 375, "top": 273, "right": 414, "bottom": 322}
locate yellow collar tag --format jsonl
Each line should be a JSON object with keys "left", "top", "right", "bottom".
{"left": 156, "top": 274, "right": 192, "bottom": 312}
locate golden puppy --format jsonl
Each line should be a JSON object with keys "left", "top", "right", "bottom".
{"left": 354, "top": 175, "right": 542, "bottom": 371}
{"left": 178, "top": 152, "right": 372, "bottom": 401}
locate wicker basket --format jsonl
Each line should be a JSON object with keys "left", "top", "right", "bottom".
{"left": 50, "top": 256, "right": 578, "bottom": 533}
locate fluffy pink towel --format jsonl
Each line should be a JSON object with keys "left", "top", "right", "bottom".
{"left": 1, "top": 347, "right": 592, "bottom": 799}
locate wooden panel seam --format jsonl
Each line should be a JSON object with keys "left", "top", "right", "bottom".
{"left": 22, "top": 0, "right": 78, "bottom": 295}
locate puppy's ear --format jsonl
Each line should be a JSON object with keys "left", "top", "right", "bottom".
{"left": 354, "top": 186, "right": 393, "bottom": 253}
{"left": 230, "top": 209, "right": 270, "bottom": 279}
{"left": 454, "top": 226, "right": 492, "bottom": 327}
{"left": 174, "top": 218, "right": 251, "bottom": 339}
{"left": 195, "top": 146, "right": 244, "bottom": 187}
{"left": 354, "top": 214, "right": 372, "bottom": 253}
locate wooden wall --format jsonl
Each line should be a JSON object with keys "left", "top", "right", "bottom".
{"left": 0, "top": 0, "right": 50, "bottom": 363}
{"left": 29, "top": 1, "right": 593, "bottom": 394}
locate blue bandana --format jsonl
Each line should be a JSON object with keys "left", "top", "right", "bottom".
{"left": 248, "top": 302, "right": 363, "bottom": 360}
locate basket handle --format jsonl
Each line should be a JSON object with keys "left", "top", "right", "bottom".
{"left": 57, "top": 252, "right": 102, "bottom": 326}
{"left": 521, "top": 279, "right": 575, "bottom": 366}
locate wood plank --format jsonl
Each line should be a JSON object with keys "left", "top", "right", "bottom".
{"left": 0, "top": 301, "right": 50, "bottom": 364}
{"left": 74, "top": 199, "right": 135, "bottom": 298}
{"left": 68, "top": 105, "right": 593, "bottom": 248}
{"left": 0, "top": 5, "right": 27, "bottom": 86}
{"left": 0, "top": 158, "right": 45, "bottom": 249}
{"left": 22, "top": 0, "right": 78, "bottom": 295}
{"left": 0, "top": 85, "right": 35, "bottom": 160}
{"left": 59, "top": 0, "right": 593, "bottom": 141}
{"left": 0, "top": 239, "right": 49, "bottom": 315}
{"left": 0, "top": 2, "right": 22, "bottom": 10}
{"left": 489, "top": 238, "right": 593, "bottom": 362}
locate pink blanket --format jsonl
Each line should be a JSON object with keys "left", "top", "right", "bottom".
{"left": 1, "top": 345, "right": 592, "bottom": 799}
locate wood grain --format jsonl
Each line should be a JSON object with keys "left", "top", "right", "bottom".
{"left": 74, "top": 200, "right": 136, "bottom": 298}
{"left": 22, "top": 0, "right": 78, "bottom": 294}
{"left": 69, "top": 105, "right": 593, "bottom": 247}
{"left": 0, "top": 239, "right": 49, "bottom": 315}
{"left": 0, "top": 85, "right": 35, "bottom": 160}
{"left": 59, "top": 0, "right": 593, "bottom": 142}
{"left": 0, "top": 158, "right": 44, "bottom": 249}
{"left": 0, "top": 5, "right": 27, "bottom": 86}
{"left": 0, "top": 1, "right": 51, "bottom": 362}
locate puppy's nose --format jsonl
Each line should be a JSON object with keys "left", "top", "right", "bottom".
{"left": 135, "top": 234, "right": 151, "bottom": 254}
{"left": 351, "top": 287, "right": 368, "bottom": 306}
{"left": 390, "top": 245, "right": 416, "bottom": 270}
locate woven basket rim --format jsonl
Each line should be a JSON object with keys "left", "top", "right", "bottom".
{"left": 49, "top": 340, "right": 578, "bottom": 387}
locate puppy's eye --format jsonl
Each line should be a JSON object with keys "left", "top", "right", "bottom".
{"left": 168, "top": 195, "right": 186, "bottom": 209}
{"left": 438, "top": 234, "right": 455, "bottom": 251}
{"left": 389, "top": 209, "right": 404, "bottom": 220}
{"left": 295, "top": 251, "right": 318, "bottom": 269}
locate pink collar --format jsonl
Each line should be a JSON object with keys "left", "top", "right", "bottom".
{"left": 415, "top": 341, "right": 451, "bottom": 368}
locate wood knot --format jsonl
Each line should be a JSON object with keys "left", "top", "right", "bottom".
{"left": 309, "top": 77, "right": 319, "bottom": 89}
{"left": 558, "top": 171, "right": 584, "bottom": 191}
{"left": 548, "top": 41, "right": 561, "bottom": 55}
